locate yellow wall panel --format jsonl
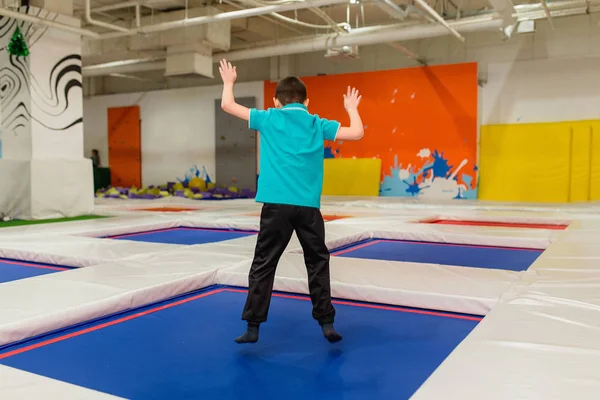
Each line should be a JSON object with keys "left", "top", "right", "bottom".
{"left": 479, "top": 123, "right": 572, "bottom": 203}
{"left": 323, "top": 158, "right": 381, "bottom": 196}
{"left": 591, "top": 123, "right": 600, "bottom": 201}
{"left": 569, "top": 122, "right": 593, "bottom": 202}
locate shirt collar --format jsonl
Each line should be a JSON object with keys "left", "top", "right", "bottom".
{"left": 282, "top": 103, "right": 308, "bottom": 111}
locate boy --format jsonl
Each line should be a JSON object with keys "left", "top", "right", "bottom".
{"left": 218, "top": 59, "right": 364, "bottom": 344}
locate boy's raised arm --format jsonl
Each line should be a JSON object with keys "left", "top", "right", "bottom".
{"left": 219, "top": 59, "right": 250, "bottom": 121}
{"left": 336, "top": 87, "right": 364, "bottom": 141}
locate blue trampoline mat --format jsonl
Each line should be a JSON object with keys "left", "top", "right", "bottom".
{"left": 0, "top": 286, "right": 480, "bottom": 400}
{"left": 109, "top": 227, "right": 256, "bottom": 245}
{"left": 332, "top": 239, "right": 543, "bottom": 271}
{"left": 0, "top": 259, "right": 68, "bottom": 284}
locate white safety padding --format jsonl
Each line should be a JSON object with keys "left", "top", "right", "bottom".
{"left": 537, "top": 240, "right": 600, "bottom": 259}
{"left": 0, "top": 159, "right": 32, "bottom": 219}
{"left": 187, "top": 235, "right": 259, "bottom": 258}
{"left": 179, "top": 214, "right": 260, "bottom": 232}
{"left": 0, "top": 159, "right": 94, "bottom": 220}
{"left": 418, "top": 209, "right": 573, "bottom": 225}
{"left": 30, "top": 158, "right": 94, "bottom": 219}
{"left": 217, "top": 253, "right": 521, "bottom": 315}
{"left": 411, "top": 204, "right": 600, "bottom": 400}
{"left": 505, "top": 268, "right": 600, "bottom": 307}
{"left": 411, "top": 298, "right": 600, "bottom": 400}
{"left": 0, "top": 214, "right": 183, "bottom": 238}
{"left": 0, "top": 249, "right": 248, "bottom": 346}
{"left": 328, "top": 215, "right": 555, "bottom": 248}
{"left": 0, "top": 365, "right": 121, "bottom": 399}
{"left": 0, "top": 234, "right": 183, "bottom": 267}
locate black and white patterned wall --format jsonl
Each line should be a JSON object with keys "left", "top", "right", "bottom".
{"left": 0, "top": 6, "right": 83, "bottom": 159}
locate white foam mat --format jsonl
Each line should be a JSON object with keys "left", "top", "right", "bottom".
{"left": 217, "top": 253, "right": 520, "bottom": 316}
{"left": 0, "top": 196, "right": 597, "bottom": 398}
{"left": 0, "top": 365, "right": 120, "bottom": 399}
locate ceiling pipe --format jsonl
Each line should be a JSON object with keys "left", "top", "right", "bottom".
{"left": 82, "top": 15, "right": 501, "bottom": 76}
{"left": 221, "top": 14, "right": 497, "bottom": 61}
{"left": 91, "top": 1, "right": 139, "bottom": 14}
{"left": 81, "top": 0, "right": 600, "bottom": 76}
{"left": 236, "top": 0, "right": 346, "bottom": 31}
{"left": 84, "top": 0, "right": 131, "bottom": 33}
{"left": 413, "top": 0, "right": 466, "bottom": 42}
{"left": 0, "top": 7, "right": 101, "bottom": 38}
{"left": 95, "top": 0, "right": 353, "bottom": 40}
{"left": 540, "top": 0, "right": 556, "bottom": 29}
{"left": 83, "top": 60, "right": 166, "bottom": 76}
{"left": 376, "top": 0, "right": 409, "bottom": 19}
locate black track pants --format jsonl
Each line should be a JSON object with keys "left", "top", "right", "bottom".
{"left": 241, "top": 203, "right": 336, "bottom": 325}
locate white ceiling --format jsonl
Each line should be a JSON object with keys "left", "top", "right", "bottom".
{"left": 72, "top": 0, "right": 500, "bottom": 47}
{"left": 59, "top": 0, "right": 599, "bottom": 80}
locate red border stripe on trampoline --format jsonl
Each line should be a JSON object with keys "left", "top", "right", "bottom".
{"left": 424, "top": 219, "right": 568, "bottom": 230}
{"left": 0, "top": 260, "right": 68, "bottom": 271}
{"left": 0, "top": 288, "right": 481, "bottom": 360}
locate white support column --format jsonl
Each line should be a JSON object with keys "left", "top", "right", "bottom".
{"left": 269, "top": 56, "right": 279, "bottom": 81}
{"left": 0, "top": 5, "right": 93, "bottom": 219}
{"left": 278, "top": 55, "right": 295, "bottom": 78}
{"left": 269, "top": 55, "right": 295, "bottom": 81}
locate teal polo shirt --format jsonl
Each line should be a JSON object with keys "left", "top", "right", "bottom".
{"left": 249, "top": 103, "right": 340, "bottom": 209}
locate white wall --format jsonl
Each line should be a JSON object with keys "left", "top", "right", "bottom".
{"left": 483, "top": 56, "right": 600, "bottom": 125}
{"left": 83, "top": 81, "right": 263, "bottom": 186}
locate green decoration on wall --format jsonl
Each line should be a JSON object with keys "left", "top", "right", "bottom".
{"left": 8, "top": 25, "right": 29, "bottom": 57}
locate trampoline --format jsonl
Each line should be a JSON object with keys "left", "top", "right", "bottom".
{"left": 421, "top": 219, "right": 568, "bottom": 230}
{"left": 0, "top": 286, "right": 480, "bottom": 400}
{"left": 0, "top": 258, "right": 68, "bottom": 284}
{"left": 109, "top": 227, "right": 257, "bottom": 245}
{"left": 332, "top": 239, "right": 543, "bottom": 271}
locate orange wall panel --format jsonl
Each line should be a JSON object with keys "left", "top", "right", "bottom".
{"left": 264, "top": 63, "right": 478, "bottom": 199}
{"left": 108, "top": 106, "right": 142, "bottom": 188}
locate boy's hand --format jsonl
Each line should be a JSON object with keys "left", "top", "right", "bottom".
{"left": 343, "top": 86, "right": 362, "bottom": 111}
{"left": 219, "top": 59, "right": 237, "bottom": 85}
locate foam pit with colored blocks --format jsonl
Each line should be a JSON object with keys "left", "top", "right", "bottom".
{"left": 323, "top": 158, "right": 382, "bottom": 196}
{"left": 96, "top": 181, "right": 256, "bottom": 201}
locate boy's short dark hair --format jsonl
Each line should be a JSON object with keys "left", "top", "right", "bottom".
{"left": 275, "top": 76, "right": 307, "bottom": 105}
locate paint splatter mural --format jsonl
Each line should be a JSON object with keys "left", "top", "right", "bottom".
{"left": 380, "top": 151, "right": 476, "bottom": 199}
{"left": 178, "top": 165, "right": 212, "bottom": 186}
{"left": 267, "top": 62, "right": 478, "bottom": 200}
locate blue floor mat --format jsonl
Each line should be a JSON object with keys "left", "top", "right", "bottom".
{"left": 332, "top": 239, "right": 543, "bottom": 271}
{"left": 0, "top": 287, "right": 479, "bottom": 400}
{"left": 109, "top": 227, "right": 256, "bottom": 245}
{"left": 0, "top": 259, "right": 67, "bottom": 284}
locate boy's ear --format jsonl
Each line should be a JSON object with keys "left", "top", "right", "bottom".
{"left": 304, "top": 99, "right": 310, "bottom": 107}
{"left": 273, "top": 97, "right": 281, "bottom": 108}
